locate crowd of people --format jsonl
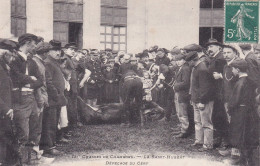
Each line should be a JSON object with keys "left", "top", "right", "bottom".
{"left": 0, "top": 33, "right": 259, "bottom": 166}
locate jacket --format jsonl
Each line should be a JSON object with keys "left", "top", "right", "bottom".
{"left": 244, "top": 52, "right": 260, "bottom": 90}
{"left": 174, "top": 62, "right": 191, "bottom": 103}
{"left": 45, "top": 56, "right": 67, "bottom": 107}
{"left": 190, "top": 56, "right": 214, "bottom": 104}
{"left": 0, "top": 60, "right": 12, "bottom": 116}
{"left": 207, "top": 52, "right": 226, "bottom": 100}
{"left": 10, "top": 52, "right": 43, "bottom": 103}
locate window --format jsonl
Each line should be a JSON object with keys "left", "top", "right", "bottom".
{"left": 200, "top": 0, "right": 212, "bottom": 8}
{"left": 100, "top": 25, "right": 126, "bottom": 51}
{"left": 199, "top": 27, "right": 223, "bottom": 46}
{"left": 11, "top": 0, "right": 26, "bottom": 37}
{"left": 200, "top": 0, "right": 224, "bottom": 8}
{"left": 101, "top": 0, "right": 127, "bottom": 51}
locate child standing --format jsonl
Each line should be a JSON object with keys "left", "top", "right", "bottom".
{"left": 226, "top": 59, "right": 259, "bottom": 165}
{"left": 141, "top": 71, "right": 153, "bottom": 102}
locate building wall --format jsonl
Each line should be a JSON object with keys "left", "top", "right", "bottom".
{"left": 83, "top": 0, "right": 101, "bottom": 49}
{"left": 128, "top": 0, "right": 200, "bottom": 53}
{"left": 27, "top": 0, "right": 53, "bottom": 41}
{"left": 0, "top": 0, "right": 12, "bottom": 38}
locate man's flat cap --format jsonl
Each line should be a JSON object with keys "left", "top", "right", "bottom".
{"left": 174, "top": 54, "right": 186, "bottom": 61}
{"left": 35, "top": 42, "right": 51, "bottom": 54}
{"left": 18, "top": 33, "right": 38, "bottom": 45}
{"left": 183, "top": 44, "right": 203, "bottom": 52}
{"left": 170, "top": 46, "right": 181, "bottom": 55}
{"left": 49, "top": 40, "right": 62, "bottom": 50}
{"left": 0, "top": 39, "right": 18, "bottom": 51}
{"left": 105, "top": 48, "right": 112, "bottom": 52}
{"left": 157, "top": 48, "right": 165, "bottom": 53}
{"left": 205, "top": 38, "right": 222, "bottom": 47}
{"left": 184, "top": 51, "right": 198, "bottom": 62}
{"left": 149, "top": 45, "right": 158, "bottom": 53}
{"left": 65, "top": 42, "right": 77, "bottom": 49}
{"left": 239, "top": 44, "right": 252, "bottom": 50}
{"left": 230, "top": 59, "right": 248, "bottom": 71}
{"left": 222, "top": 44, "right": 238, "bottom": 54}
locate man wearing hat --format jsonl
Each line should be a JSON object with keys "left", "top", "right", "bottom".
{"left": 0, "top": 39, "right": 18, "bottom": 165}
{"left": 205, "top": 39, "right": 229, "bottom": 148}
{"left": 225, "top": 59, "right": 259, "bottom": 165}
{"left": 239, "top": 44, "right": 260, "bottom": 90}
{"left": 84, "top": 49, "right": 104, "bottom": 107}
{"left": 185, "top": 47, "right": 215, "bottom": 151}
{"left": 10, "top": 33, "right": 44, "bottom": 162}
{"left": 172, "top": 54, "right": 192, "bottom": 138}
{"left": 155, "top": 48, "right": 170, "bottom": 66}
{"left": 41, "top": 40, "right": 66, "bottom": 156}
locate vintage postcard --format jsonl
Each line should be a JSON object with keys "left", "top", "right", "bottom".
{"left": 0, "top": 0, "right": 259, "bottom": 166}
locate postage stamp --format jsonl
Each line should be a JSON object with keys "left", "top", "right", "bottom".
{"left": 225, "top": 0, "right": 259, "bottom": 43}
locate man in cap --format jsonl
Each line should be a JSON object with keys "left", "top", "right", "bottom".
{"left": 155, "top": 48, "right": 170, "bottom": 66}
{"left": 225, "top": 59, "right": 259, "bottom": 165}
{"left": 30, "top": 42, "right": 50, "bottom": 160}
{"left": 185, "top": 45, "right": 215, "bottom": 151}
{"left": 84, "top": 49, "right": 104, "bottom": 107}
{"left": 62, "top": 42, "right": 82, "bottom": 129}
{"left": 239, "top": 44, "right": 260, "bottom": 90}
{"left": 10, "top": 33, "right": 44, "bottom": 163}
{"left": 41, "top": 40, "right": 66, "bottom": 156}
{"left": 172, "top": 53, "right": 192, "bottom": 138}
{"left": 205, "top": 39, "right": 229, "bottom": 148}
{"left": 0, "top": 39, "right": 18, "bottom": 165}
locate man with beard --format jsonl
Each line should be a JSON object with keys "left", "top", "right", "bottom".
{"left": 205, "top": 39, "right": 229, "bottom": 149}
{"left": 0, "top": 39, "right": 18, "bottom": 165}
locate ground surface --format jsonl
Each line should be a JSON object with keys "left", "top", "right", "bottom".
{"left": 50, "top": 116, "right": 228, "bottom": 166}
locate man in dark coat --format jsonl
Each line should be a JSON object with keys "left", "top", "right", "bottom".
{"left": 155, "top": 48, "right": 170, "bottom": 66}
{"left": 10, "top": 33, "right": 44, "bottom": 163}
{"left": 173, "top": 54, "right": 191, "bottom": 138}
{"left": 84, "top": 49, "right": 104, "bottom": 108}
{"left": 184, "top": 44, "right": 214, "bottom": 151}
{"left": 205, "top": 39, "right": 229, "bottom": 148}
{"left": 63, "top": 43, "right": 81, "bottom": 129}
{"left": 41, "top": 40, "right": 66, "bottom": 156}
{"left": 0, "top": 39, "right": 18, "bottom": 165}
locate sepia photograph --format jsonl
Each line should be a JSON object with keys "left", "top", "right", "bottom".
{"left": 0, "top": 0, "right": 259, "bottom": 165}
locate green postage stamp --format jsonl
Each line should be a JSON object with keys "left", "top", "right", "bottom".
{"left": 225, "top": 0, "right": 259, "bottom": 43}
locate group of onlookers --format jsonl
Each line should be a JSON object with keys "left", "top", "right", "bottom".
{"left": 0, "top": 33, "right": 259, "bottom": 166}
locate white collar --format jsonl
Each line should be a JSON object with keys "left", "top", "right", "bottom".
{"left": 239, "top": 73, "right": 248, "bottom": 78}
{"left": 19, "top": 51, "right": 28, "bottom": 61}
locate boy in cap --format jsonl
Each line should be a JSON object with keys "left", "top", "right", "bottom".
{"left": 225, "top": 59, "right": 259, "bottom": 165}
{"left": 10, "top": 33, "right": 44, "bottom": 163}
{"left": 173, "top": 54, "right": 192, "bottom": 138}
{"left": 0, "top": 39, "right": 18, "bottom": 165}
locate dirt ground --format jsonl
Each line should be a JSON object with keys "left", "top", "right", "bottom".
{"left": 51, "top": 116, "right": 228, "bottom": 166}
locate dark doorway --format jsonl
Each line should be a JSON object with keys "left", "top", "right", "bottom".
{"left": 69, "top": 23, "right": 83, "bottom": 49}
